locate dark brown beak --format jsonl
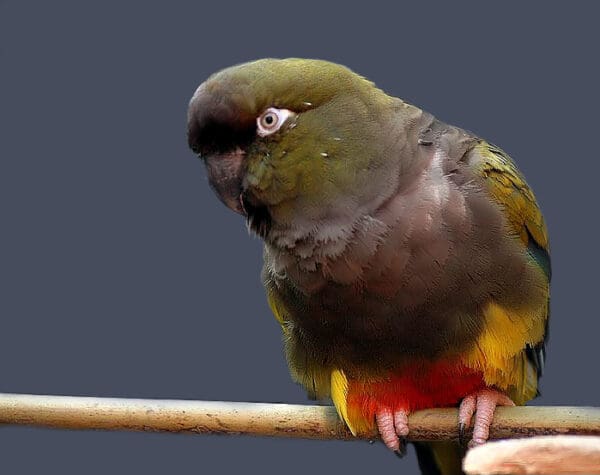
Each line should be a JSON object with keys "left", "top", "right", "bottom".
{"left": 204, "top": 148, "right": 246, "bottom": 214}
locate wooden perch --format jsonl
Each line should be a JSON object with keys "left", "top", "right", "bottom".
{"left": 0, "top": 393, "right": 598, "bottom": 441}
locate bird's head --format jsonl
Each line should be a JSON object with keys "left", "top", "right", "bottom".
{"left": 187, "top": 58, "right": 411, "bottom": 241}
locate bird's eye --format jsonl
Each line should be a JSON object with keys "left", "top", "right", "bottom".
{"left": 257, "top": 107, "right": 294, "bottom": 137}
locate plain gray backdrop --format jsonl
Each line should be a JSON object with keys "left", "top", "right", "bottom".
{"left": 1, "top": 1, "right": 598, "bottom": 473}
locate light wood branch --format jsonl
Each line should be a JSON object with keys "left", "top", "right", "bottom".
{"left": 0, "top": 393, "right": 598, "bottom": 442}
{"left": 463, "top": 436, "right": 600, "bottom": 474}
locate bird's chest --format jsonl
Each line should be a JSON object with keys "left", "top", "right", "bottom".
{"left": 262, "top": 172, "right": 491, "bottom": 369}
{"left": 267, "top": 262, "right": 481, "bottom": 372}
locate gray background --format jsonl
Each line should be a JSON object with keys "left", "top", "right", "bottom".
{"left": 1, "top": 1, "right": 598, "bottom": 473}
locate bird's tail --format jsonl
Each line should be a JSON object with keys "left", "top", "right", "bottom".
{"left": 413, "top": 441, "right": 466, "bottom": 475}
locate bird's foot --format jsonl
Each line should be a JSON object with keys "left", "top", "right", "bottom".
{"left": 375, "top": 407, "right": 410, "bottom": 457}
{"left": 458, "top": 388, "right": 515, "bottom": 448}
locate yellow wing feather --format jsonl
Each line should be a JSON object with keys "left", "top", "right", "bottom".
{"left": 476, "top": 142, "right": 549, "bottom": 251}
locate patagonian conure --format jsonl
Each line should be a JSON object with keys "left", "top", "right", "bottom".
{"left": 187, "top": 59, "right": 550, "bottom": 475}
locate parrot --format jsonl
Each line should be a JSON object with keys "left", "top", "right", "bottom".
{"left": 187, "top": 58, "right": 550, "bottom": 475}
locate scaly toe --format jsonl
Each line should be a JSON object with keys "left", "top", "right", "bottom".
{"left": 394, "top": 409, "right": 410, "bottom": 438}
{"left": 458, "top": 394, "right": 477, "bottom": 430}
{"left": 458, "top": 388, "right": 515, "bottom": 448}
{"left": 376, "top": 407, "right": 410, "bottom": 453}
{"left": 376, "top": 407, "right": 400, "bottom": 452}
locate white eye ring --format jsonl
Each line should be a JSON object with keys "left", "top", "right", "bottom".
{"left": 256, "top": 107, "right": 294, "bottom": 137}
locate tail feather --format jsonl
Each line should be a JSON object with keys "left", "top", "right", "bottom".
{"left": 413, "top": 441, "right": 466, "bottom": 475}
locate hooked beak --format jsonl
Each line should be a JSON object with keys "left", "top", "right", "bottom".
{"left": 187, "top": 80, "right": 257, "bottom": 217}
{"left": 204, "top": 148, "right": 246, "bottom": 215}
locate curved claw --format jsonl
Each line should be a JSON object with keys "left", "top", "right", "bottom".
{"left": 394, "top": 437, "right": 407, "bottom": 458}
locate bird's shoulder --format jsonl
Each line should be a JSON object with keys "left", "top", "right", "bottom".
{"left": 457, "top": 138, "right": 550, "bottom": 260}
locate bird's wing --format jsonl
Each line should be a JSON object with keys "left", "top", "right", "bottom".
{"left": 476, "top": 142, "right": 550, "bottom": 275}
{"left": 461, "top": 141, "right": 550, "bottom": 404}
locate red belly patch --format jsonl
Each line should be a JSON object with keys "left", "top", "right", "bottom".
{"left": 347, "top": 359, "right": 485, "bottom": 419}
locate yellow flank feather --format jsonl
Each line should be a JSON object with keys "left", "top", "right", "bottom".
{"left": 330, "top": 369, "right": 375, "bottom": 436}
{"left": 330, "top": 369, "right": 354, "bottom": 433}
{"left": 461, "top": 301, "right": 547, "bottom": 404}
